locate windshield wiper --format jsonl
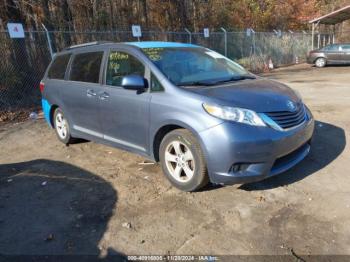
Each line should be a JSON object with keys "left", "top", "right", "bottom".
{"left": 178, "top": 75, "right": 256, "bottom": 87}
{"left": 177, "top": 81, "right": 216, "bottom": 87}
{"left": 215, "top": 74, "right": 256, "bottom": 84}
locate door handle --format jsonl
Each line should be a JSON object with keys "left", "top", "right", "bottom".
{"left": 99, "top": 92, "right": 110, "bottom": 100}
{"left": 87, "top": 89, "right": 97, "bottom": 97}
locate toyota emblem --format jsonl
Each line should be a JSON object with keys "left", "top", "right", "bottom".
{"left": 287, "top": 100, "right": 297, "bottom": 112}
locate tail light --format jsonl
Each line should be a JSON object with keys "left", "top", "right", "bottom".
{"left": 39, "top": 81, "right": 45, "bottom": 93}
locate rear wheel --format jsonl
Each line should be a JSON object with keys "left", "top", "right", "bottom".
{"left": 315, "top": 57, "right": 326, "bottom": 68}
{"left": 54, "top": 108, "right": 73, "bottom": 145}
{"left": 159, "top": 129, "right": 209, "bottom": 191}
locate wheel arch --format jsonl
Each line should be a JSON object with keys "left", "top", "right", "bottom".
{"left": 49, "top": 104, "right": 59, "bottom": 128}
{"left": 151, "top": 121, "right": 204, "bottom": 162}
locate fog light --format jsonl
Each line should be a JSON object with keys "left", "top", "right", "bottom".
{"left": 229, "top": 163, "right": 250, "bottom": 173}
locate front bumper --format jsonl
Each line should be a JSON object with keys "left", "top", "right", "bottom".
{"left": 198, "top": 116, "right": 315, "bottom": 185}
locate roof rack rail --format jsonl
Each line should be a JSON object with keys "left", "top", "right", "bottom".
{"left": 65, "top": 41, "right": 112, "bottom": 50}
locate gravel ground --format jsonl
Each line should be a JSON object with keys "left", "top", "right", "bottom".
{"left": 0, "top": 64, "right": 349, "bottom": 258}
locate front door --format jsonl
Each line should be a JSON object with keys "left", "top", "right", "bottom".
{"left": 326, "top": 45, "right": 342, "bottom": 63}
{"left": 99, "top": 49, "right": 151, "bottom": 154}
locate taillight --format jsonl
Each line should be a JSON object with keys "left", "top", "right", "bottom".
{"left": 39, "top": 81, "right": 45, "bottom": 93}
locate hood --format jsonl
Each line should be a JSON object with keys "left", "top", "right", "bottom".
{"left": 187, "top": 78, "right": 301, "bottom": 112}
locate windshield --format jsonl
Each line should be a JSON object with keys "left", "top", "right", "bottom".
{"left": 142, "top": 47, "right": 251, "bottom": 86}
{"left": 321, "top": 45, "right": 339, "bottom": 51}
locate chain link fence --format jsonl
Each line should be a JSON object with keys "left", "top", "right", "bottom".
{"left": 0, "top": 29, "right": 332, "bottom": 116}
{"left": 0, "top": 31, "right": 51, "bottom": 115}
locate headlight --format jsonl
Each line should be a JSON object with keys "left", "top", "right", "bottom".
{"left": 203, "top": 103, "right": 266, "bottom": 126}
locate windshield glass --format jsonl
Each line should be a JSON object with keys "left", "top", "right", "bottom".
{"left": 141, "top": 47, "right": 250, "bottom": 86}
{"left": 321, "top": 45, "right": 339, "bottom": 51}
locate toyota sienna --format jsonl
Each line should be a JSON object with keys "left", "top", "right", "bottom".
{"left": 41, "top": 41, "right": 314, "bottom": 191}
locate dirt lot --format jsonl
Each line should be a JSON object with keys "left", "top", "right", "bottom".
{"left": 0, "top": 64, "right": 349, "bottom": 258}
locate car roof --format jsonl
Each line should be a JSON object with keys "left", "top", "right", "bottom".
{"left": 56, "top": 41, "right": 200, "bottom": 57}
{"left": 63, "top": 41, "right": 199, "bottom": 51}
{"left": 125, "top": 41, "right": 199, "bottom": 49}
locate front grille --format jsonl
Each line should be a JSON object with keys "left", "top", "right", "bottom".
{"left": 264, "top": 105, "right": 306, "bottom": 129}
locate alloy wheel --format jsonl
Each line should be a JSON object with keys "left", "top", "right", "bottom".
{"left": 164, "top": 140, "right": 195, "bottom": 183}
{"left": 55, "top": 112, "right": 68, "bottom": 139}
{"left": 315, "top": 58, "right": 326, "bottom": 67}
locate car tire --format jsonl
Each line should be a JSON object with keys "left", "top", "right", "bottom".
{"left": 53, "top": 108, "right": 74, "bottom": 145}
{"left": 315, "top": 57, "right": 326, "bottom": 68}
{"left": 159, "top": 129, "right": 209, "bottom": 191}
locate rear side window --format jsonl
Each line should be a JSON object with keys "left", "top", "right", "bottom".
{"left": 69, "top": 52, "right": 104, "bottom": 83}
{"left": 106, "top": 51, "right": 145, "bottom": 86}
{"left": 48, "top": 54, "right": 71, "bottom": 79}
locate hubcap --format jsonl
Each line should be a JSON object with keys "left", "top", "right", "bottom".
{"left": 165, "top": 141, "right": 195, "bottom": 183}
{"left": 316, "top": 59, "right": 325, "bottom": 67}
{"left": 55, "top": 112, "right": 68, "bottom": 139}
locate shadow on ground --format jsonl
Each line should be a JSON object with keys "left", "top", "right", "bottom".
{"left": 0, "top": 159, "right": 126, "bottom": 260}
{"left": 240, "top": 121, "right": 346, "bottom": 191}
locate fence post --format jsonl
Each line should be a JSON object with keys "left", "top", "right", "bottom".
{"left": 311, "top": 23, "right": 315, "bottom": 50}
{"left": 220, "top": 27, "right": 227, "bottom": 57}
{"left": 184, "top": 28, "right": 192, "bottom": 44}
{"left": 251, "top": 28, "right": 256, "bottom": 56}
{"left": 289, "top": 30, "right": 295, "bottom": 63}
{"left": 42, "top": 23, "right": 54, "bottom": 60}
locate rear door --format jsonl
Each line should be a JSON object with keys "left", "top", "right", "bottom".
{"left": 62, "top": 51, "right": 105, "bottom": 137}
{"left": 98, "top": 49, "right": 151, "bottom": 154}
{"left": 44, "top": 53, "right": 72, "bottom": 119}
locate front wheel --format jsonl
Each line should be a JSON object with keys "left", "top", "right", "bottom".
{"left": 159, "top": 129, "right": 209, "bottom": 191}
{"left": 315, "top": 57, "right": 326, "bottom": 68}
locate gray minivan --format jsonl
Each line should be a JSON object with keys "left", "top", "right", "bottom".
{"left": 41, "top": 41, "right": 314, "bottom": 191}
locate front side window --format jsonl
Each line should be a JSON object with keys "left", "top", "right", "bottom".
{"left": 141, "top": 47, "right": 249, "bottom": 87}
{"left": 69, "top": 52, "right": 103, "bottom": 83}
{"left": 106, "top": 51, "right": 145, "bottom": 86}
{"left": 48, "top": 54, "right": 71, "bottom": 79}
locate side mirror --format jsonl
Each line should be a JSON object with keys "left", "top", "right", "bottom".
{"left": 121, "top": 75, "right": 147, "bottom": 90}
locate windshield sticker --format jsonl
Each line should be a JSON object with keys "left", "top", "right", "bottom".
{"left": 143, "top": 48, "right": 164, "bottom": 61}
{"left": 109, "top": 52, "right": 129, "bottom": 60}
{"left": 108, "top": 52, "right": 129, "bottom": 72}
